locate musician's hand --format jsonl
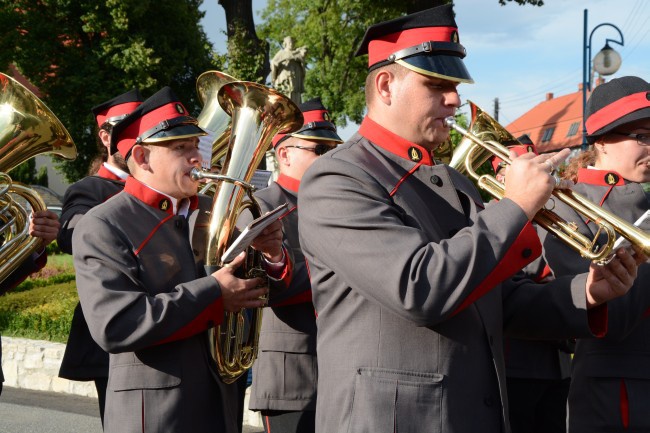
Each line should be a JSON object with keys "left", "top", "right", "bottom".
{"left": 250, "top": 219, "right": 284, "bottom": 263}
{"left": 29, "top": 210, "right": 60, "bottom": 245}
{"left": 213, "top": 252, "right": 268, "bottom": 312}
{"left": 504, "top": 148, "right": 572, "bottom": 220}
{"left": 585, "top": 246, "right": 646, "bottom": 308}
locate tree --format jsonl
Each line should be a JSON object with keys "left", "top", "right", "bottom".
{"left": 259, "top": 0, "right": 542, "bottom": 127}
{"left": 2, "top": 0, "right": 220, "bottom": 182}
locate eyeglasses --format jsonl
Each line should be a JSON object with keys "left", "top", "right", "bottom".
{"left": 284, "top": 143, "right": 335, "bottom": 156}
{"left": 611, "top": 132, "right": 650, "bottom": 146}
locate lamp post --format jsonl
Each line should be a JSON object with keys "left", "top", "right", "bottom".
{"left": 582, "top": 9, "right": 624, "bottom": 150}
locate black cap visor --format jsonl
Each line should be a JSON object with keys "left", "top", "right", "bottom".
{"left": 396, "top": 55, "right": 473, "bottom": 84}
{"left": 291, "top": 128, "right": 343, "bottom": 143}
{"left": 144, "top": 124, "right": 207, "bottom": 143}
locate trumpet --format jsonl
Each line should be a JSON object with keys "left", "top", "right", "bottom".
{"left": 445, "top": 106, "right": 649, "bottom": 264}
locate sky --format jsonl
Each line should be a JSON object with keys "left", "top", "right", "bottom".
{"left": 199, "top": 0, "right": 650, "bottom": 140}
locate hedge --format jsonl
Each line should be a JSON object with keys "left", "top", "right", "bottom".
{"left": 0, "top": 252, "right": 76, "bottom": 343}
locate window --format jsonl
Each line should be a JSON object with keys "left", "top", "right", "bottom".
{"left": 542, "top": 127, "right": 555, "bottom": 142}
{"left": 566, "top": 122, "right": 580, "bottom": 137}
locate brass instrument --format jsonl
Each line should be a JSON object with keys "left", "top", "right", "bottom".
{"left": 445, "top": 102, "right": 649, "bottom": 264}
{"left": 191, "top": 80, "right": 302, "bottom": 383}
{"left": 196, "top": 70, "right": 238, "bottom": 169}
{"left": 0, "top": 72, "right": 77, "bottom": 284}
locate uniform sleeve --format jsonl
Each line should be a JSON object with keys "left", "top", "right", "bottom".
{"left": 73, "top": 214, "right": 224, "bottom": 354}
{"left": 0, "top": 249, "right": 47, "bottom": 295}
{"left": 299, "top": 157, "right": 536, "bottom": 327}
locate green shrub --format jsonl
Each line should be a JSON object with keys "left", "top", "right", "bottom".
{"left": 0, "top": 280, "right": 77, "bottom": 343}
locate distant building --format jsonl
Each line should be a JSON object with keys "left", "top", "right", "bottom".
{"left": 506, "top": 78, "right": 605, "bottom": 154}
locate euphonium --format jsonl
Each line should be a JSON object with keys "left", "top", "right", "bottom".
{"left": 196, "top": 70, "right": 238, "bottom": 169}
{"left": 191, "top": 80, "right": 302, "bottom": 383}
{"left": 445, "top": 101, "right": 649, "bottom": 264}
{"left": 0, "top": 73, "right": 77, "bottom": 285}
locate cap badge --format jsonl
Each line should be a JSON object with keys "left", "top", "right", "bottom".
{"left": 646, "top": 92, "right": 650, "bottom": 101}
{"left": 408, "top": 147, "right": 422, "bottom": 162}
{"left": 451, "top": 31, "right": 459, "bottom": 43}
{"left": 605, "top": 173, "right": 619, "bottom": 185}
{"left": 175, "top": 103, "right": 185, "bottom": 114}
{"left": 159, "top": 198, "right": 171, "bottom": 211}
{"left": 323, "top": 112, "right": 331, "bottom": 121}
{"left": 527, "top": 146, "right": 533, "bottom": 153}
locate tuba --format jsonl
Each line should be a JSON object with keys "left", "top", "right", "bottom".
{"left": 446, "top": 101, "right": 649, "bottom": 264}
{"left": 0, "top": 72, "right": 77, "bottom": 284}
{"left": 191, "top": 80, "right": 302, "bottom": 383}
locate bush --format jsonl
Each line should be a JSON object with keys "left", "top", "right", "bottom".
{"left": 0, "top": 253, "right": 76, "bottom": 342}
{"left": 0, "top": 280, "right": 77, "bottom": 342}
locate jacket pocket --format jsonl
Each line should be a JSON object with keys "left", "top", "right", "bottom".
{"left": 109, "top": 352, "right": 181, "bottom": 391}
{"left": 347, "top": 367, "right": 444, "bottom": 433}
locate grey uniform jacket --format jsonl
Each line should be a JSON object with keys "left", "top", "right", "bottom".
{"left": 248, "top": 174, "right": 318, "bottom": 412}
{"left": 298, "top": 118, "right": 605, "bottom": 433}
{"left": 57, "top": 173, "right": 124, "bottom": 381}
{"left": 536, "top": 168, "right": 650, "bottom": 433}
{"left": 73, "top": 176, "right": 240, "bottom": 433}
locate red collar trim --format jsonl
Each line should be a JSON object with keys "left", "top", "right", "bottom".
{"left": 96, "top": 165, "right": 124, "bottom": 182}
{"left": 586, "top": 91, "right": 650, "bottom": 134}
{"left": 359, "top": 116, "right": 434, "bottom": 166}
{"left": 124, "top": 176, "right": 198, "bottom": 215}
{"left": 577, "top": 168, "right": 625, "bottom": 187}
{"left": 277, "top": 173, "right": 300, "bottom": 193}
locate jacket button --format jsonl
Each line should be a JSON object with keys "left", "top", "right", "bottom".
{"left": 521, "top": 248, "right": 532, "bottom": 258}
{"left": 430, "top": 175, "right": 442, "bottom": 186}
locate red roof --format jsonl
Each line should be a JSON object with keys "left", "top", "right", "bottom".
{"left": 506, "top": 79, "right": 605, "bottom": 153}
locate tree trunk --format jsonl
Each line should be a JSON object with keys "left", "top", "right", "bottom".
{"left": 217, "top": 0, "right": 270, "bottom": 81}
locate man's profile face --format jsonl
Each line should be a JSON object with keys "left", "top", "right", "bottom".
{"left": 143, "top": 137, "right": 202, "bottom": 200}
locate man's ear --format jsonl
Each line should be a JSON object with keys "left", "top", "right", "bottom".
{"left": 98, "top": 129, "right": 111, "bottom": 149}
{"left": 375, "top": 69, "right": 393, "bottom": 105}
{"left": 276, "top": 145, "right": 290, "bottom": 166}
{"left": 130, "top": 144, "right": 149, "bottom": 169}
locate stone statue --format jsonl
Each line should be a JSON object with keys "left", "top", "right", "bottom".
{"left": 271, "top": 36, "right": 307, "bottom": 104}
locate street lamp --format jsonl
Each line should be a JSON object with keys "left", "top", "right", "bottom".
{"left": 582, "top": 9, "right": 624, "bottom": 150}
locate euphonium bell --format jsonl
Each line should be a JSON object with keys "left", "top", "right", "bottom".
{"left": 192, "top": 80, "right": 302, "bottom": 383}
{"left": 0, "top": 72, "right": 77, "bottom": 284}
{"left": 445, "top": 101, "right": 649, "bottom": 264}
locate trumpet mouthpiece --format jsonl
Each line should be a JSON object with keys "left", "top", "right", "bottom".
{"left": 444, "top": 117, "right": 456, "bottom": 127}
{"left": 190, "top": 167, "right": 204, "bottom": 181}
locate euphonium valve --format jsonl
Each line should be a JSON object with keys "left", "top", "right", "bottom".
{"left": 0, "top": 72, "right": 77, "bottom": 284}
{"left": 201, "top": 80, "right": 302, "bottom": 383}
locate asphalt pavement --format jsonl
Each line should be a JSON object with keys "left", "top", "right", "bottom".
{"left": 0, "top": 387, "right": 263, "bottom": 433}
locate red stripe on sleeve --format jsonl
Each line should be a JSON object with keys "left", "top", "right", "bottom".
{"left": 154, "top": 297, "right": 224, "bottom": 345}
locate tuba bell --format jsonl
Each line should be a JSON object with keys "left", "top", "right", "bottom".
{"left": 445, "top": 101, "right": 649, "bottom": 264}
{"left": 0, "top": 72, "right": 77, "bottom": 284}
{"left": 191, "top": 80, "right": 303, "bottom": 383}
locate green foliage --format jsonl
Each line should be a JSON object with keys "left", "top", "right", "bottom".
{"left": 223, "top": 21, "right": 268, "bottom": 83}
{"left": 3, "top": 0, "right": 221, "bottom": 182}
{"left": 8, "top": 160, "right": 37, "bottom": 184}
{"left": 0, "top": 279, "right": 77, "bottom": 343}
{"left": 260, "top": 0, "right": 406, "bottom": 127}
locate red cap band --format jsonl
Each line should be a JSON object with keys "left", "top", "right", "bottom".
{"left": 95, "top": 101, "right": 141, "bottom": 127}
{"left": 586, "top": 91, "right": 650, "bottom": 134}
{"left": 302, "top": 109, "right": 329, "bottom": 124}
{"left": 368, "top": 26, "right": 457, "bottom": 67}
{"left": 116, "top": 102, "right": 189, "bottom": 156}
